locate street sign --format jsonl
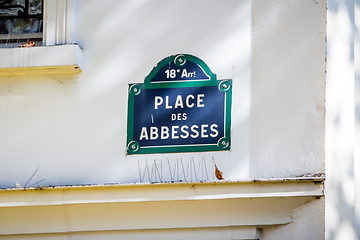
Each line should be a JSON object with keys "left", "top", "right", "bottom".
{"left": 127, "top": 54, "right": 232, "bottom": 154}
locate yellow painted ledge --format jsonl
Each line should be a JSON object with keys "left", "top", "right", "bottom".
{"left": 0, "top": 65, "right": 81, "bottom": 75}
{"left": 0, "top": 44, "right": 81, "bottom": 75}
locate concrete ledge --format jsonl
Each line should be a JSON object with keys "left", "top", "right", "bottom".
{"left": 0, "top": 179, "right": 324, "bottom": 207}
{"left": 0, "top": 179, "right": 324, "bottom": 236}
{"left": 0, "top": 44, "right": 81, "bottom": 74}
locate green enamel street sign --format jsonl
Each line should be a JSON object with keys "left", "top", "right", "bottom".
{"left": 126, "top": 54, "right": 232, "bottom": 155}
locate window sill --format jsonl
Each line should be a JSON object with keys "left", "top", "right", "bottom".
{"left": 0, "top": 44, "right": 81, "bottom": 75}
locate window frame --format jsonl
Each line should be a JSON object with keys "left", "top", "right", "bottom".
{"left": 43, "top": 0, "right": 75, "bottom": 46}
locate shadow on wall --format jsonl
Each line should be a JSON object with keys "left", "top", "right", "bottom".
{"left": 0, "top": 0, "right": 250, "bottom": 188}
{"left": 68, "top": 1, "right": 250, "bottom": 184}
{"left": 327, "top": 0, "right": 359, "bottom": 239}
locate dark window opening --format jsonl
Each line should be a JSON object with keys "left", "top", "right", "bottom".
{"left": 0, "top": 0, "right": 43, "bottom": 48}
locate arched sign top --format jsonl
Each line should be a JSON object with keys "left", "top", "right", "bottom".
{"left": 144, "top": 54, "right": 217, "bottom": 88}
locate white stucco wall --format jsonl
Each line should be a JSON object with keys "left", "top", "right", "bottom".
{"left": 0, "top": 0, "right": 326, "bottom": 188}
{"left": 263, "top": 197, "right": 325, "bottom": 240}
{"left": 250, "top": 0, "right": 326, "bottom": 179}
{"left": 0, "top": 0, "right": 330, "bottom": 239}
{"left": 0, "top": 0, "right": 252, "bottom": 187}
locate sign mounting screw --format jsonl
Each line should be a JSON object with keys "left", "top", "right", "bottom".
{"left": 130, "top": 85, "right": 141, "bottom": 96}
{"left": 174, "top": 55, "right": 186, "bottom": 66}
{"left": 218, "top": 80, "right": 231, "bottom": 92}
{"left": 217, "top": 137, "right": 230, "bottom": 149}
{"left": 127, "top": 141, "right": 140, "bottom": 154}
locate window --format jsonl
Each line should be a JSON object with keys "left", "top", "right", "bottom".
{"left": 0, "top": 0, "right": 80, "bottom": 73}
{"left": 0, "top": 0, "right": 43, "bottom": 48}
